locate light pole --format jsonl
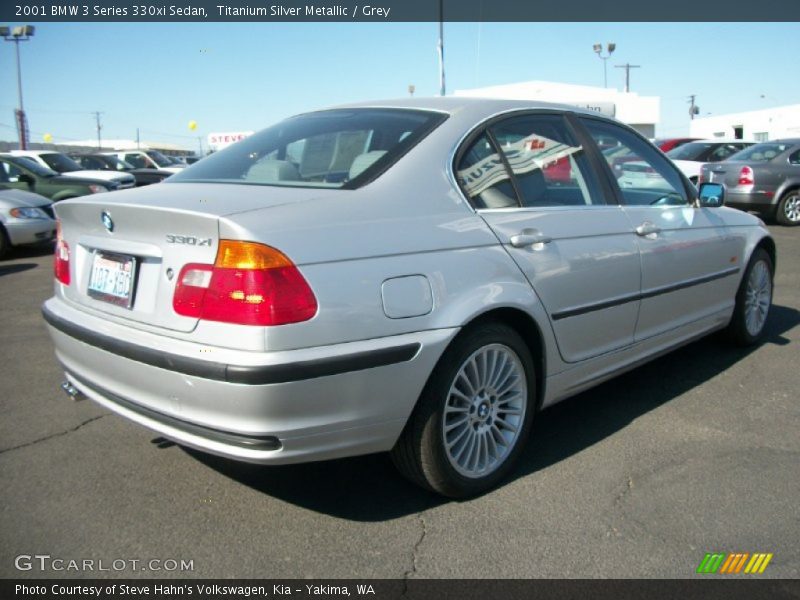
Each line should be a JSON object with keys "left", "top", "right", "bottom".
{"left": 592, "top": 42, "right": 615, "bottom": 88}
{"left": 1, "top": 25, "right": 35, "bottom": 150}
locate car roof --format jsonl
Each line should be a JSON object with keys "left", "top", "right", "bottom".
{"left": 312, "top": 96, "right": 611, "bottom": 119}
{"left": 9, "top": 150, "right": 52, "bottom": 155}
{"left": 684, "top": 139, "right": 754, "bottom": 144}
{"left": 759, "top": 138, "right": 800, "bottom": 144}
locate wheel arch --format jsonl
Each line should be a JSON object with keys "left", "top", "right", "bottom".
{"left": 773, "top": 181, "right": 800, "bottom": 204}
{"left": 754, "top": 235, "right": 777, "bottom": 273}
{"left": 454, "top": 307, "right": 548, "bottom": 412}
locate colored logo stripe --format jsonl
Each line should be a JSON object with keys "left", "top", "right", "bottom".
{"left": 697, "top": 553, "right": 726, "bottom": 574}
{"left": 745, "top": 553, "right": 773, "bottom": 574}
{"left": 697, "top": 552, "right": 773, "bottom": 574}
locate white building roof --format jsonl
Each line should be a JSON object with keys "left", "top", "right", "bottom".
{"left": 454, "top": 80, "right": 660, "bottom": 128}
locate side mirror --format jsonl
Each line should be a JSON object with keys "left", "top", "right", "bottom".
{"left": 697, "top": 182, "right": 724, "bottom": 208}
{"left": 17, "top": 173, "right": 35, "bottom": 187}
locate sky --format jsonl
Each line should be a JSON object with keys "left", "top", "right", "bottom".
{"left": 1, "top": 21, "right": 798, "bottom": 152}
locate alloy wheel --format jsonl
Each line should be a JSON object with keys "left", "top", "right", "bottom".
{"left": 442, "top": 344, "right": 527, "bottom": 478}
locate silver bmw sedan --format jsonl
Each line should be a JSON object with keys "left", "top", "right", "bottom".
{"left": 43, "top": 98, "right": 775, "bottom": 497}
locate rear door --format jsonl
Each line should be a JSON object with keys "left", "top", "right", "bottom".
{"left": 458, "top": 112, "right": 641, "bottom": 363}
{"left": 578, "top": 117, "right": 742, "bottom": 342}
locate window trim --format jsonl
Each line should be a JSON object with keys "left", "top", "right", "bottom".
{"left": 572, "top": 114, "right": 697, "bottom": 206}
{"left": 451, "top": 109, "right": 617, "bottom": 212}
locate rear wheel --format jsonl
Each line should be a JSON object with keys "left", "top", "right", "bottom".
{"left": 725, "top": 248, "right": 773, "bottom": 346}
{"left": 776, "top": 190, "right": 800, "bottom": 226}
{"left": 391, "top": 323, "right": 536, "bottom": 498}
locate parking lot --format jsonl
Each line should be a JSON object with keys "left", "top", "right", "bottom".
{"left": 0, "top": 225, "right": 798, "bottom": 580}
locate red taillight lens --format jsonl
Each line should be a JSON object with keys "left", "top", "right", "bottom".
{"left": 54, "top": 221, "right": 71, "bottom": 285}
{"left": 738, "top": 166, "right": 754, "bottom": 186}
{"left": 173, "top": 241, "right": 317, "bottom": 326}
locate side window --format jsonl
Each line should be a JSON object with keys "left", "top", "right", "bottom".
{"left": 789, "top": 149, "right": 800, "bottom": 165}
{"left": 1, "top": 160, "right": 21, "bottom": 182}
{"left": 489, "top": 115, "right": 604, "bottom": 207}
{"left": 581, "top": 118, "right": 689, "bottom": 207}
{"left": 456, "top": 134, "right": 519, "bottom": 209}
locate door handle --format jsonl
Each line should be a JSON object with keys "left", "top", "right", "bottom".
{"left": 510, "top": 229, "right": 552, "bottom": 248}
{"left": 635, "top": 221, "right": 661, "bottom": 237}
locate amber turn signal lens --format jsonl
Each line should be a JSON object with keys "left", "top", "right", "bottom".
{"left": 214, "top": 240, "right": 293, "bottom": 270}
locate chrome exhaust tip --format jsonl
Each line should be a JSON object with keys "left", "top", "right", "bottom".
{"left": 60, "top": 381, "right": 86, "bottom": 401}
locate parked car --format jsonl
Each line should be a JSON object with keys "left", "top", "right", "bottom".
{"left": 665, "top": 140, "right": 753, "bottom": 184}
{"left": 653, "top": 137, "right": 702, "bottom": 153}
{"left": 0, "top": 186, "right": 56, "bottom": 259}
{"left": 44, "top": 98, "right": 775, "bottom": 497}
{"left": 70, "top": 153, "right": 172, "bottom": 187}
{"left": 101, "top": 150, "right": 186, "bottom": 174}
{"left": 699, "top": 138, "right": 800, "bottom": 226}
{"left": 10, "top": 150, "right": 136, "bottom": 190}
{"left": 0, "top": 154, "right": 116, "bottom": 201}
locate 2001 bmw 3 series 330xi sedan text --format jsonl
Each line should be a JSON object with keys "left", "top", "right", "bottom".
{"left": 43, "top": 98, "right": 776, "bottom": 497}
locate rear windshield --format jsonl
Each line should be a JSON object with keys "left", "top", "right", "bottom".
{"left": 40, "top": 153, "right": 82, "bottom": 173}
{"left": 728, "top": 142, "right": 794, "bottom": 162}
{"left": 145, "top": 150, "right": 175, "bottom": 168}
{"left": 169, "top": 108, "right": 447, "bottom": 189}
{"left": 666, "top": 142, "right": 714, "bottom": 160}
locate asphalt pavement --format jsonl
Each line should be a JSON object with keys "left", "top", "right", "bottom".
{"left": 1, "top": 226, "right": 798, "bottom": 580}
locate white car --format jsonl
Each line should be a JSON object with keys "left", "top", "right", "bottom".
{"left": 665, "top": 140, "right": 753, "bottom": 184}
{"left": 10, "top": 151, "right": 135, "bottom": 190}
{"left": 101, "top": 150, "right": 186, "bottom": 174}
{"left": 0, "top": 187, "right": 56, "bottom": 258}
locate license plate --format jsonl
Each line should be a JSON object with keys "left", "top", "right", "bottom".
{"left": 87, "top": 251, "right": 137, "bottom": 308}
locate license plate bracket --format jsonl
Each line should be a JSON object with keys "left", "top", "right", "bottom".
{"left": 87, "top": 251, "right": 138, "bottom": 309}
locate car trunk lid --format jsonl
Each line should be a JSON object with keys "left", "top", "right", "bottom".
{"left": 54, "top": 182, "right": 329, "bottom": 333}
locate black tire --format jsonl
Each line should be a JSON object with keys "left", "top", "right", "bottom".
{"left": 725, "top": 248, "right": 773, "bottom": 346}
{"left": 0, "top": 225, "right": 10, "bottom": 260}
{"left": 775, "top": 190, "right": 800, "bottom": 226}
{"left": 391, "top": 322, "right": 536, "bottom": 498}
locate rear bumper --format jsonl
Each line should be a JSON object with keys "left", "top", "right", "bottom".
{"left": 725, "top": 189, "right": 776, "bottom": 213}
{"left": 43, "top": 297, "right": 457, "bottom": 464}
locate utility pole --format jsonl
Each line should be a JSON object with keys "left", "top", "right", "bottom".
{"left": 688, "top": 95, "right": 699, "bottom": 120}
{"left": 92, "top": 111, "right": 104, "bottom": 149}
{"left": 615, "top": 63, "right": 640, "bottom": 93}
{"left": 1, "top": 25, "right": 35, "bottom": 150}
{"left": 136, "top": 127, "right": 140, "bottom": 149}
{"left": 438, "top": 0, "right": 445, "bottom": 96}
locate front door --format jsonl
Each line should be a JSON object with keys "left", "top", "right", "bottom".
{"left": 578, "top": 117, "right": 741, "bottom": 342}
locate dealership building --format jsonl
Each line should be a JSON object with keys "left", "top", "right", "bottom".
{"left": 689, "top": 104, "right": 800, "bottom": 141}
{"left": 454, "top": 80, "right": 660, "bottom": 138}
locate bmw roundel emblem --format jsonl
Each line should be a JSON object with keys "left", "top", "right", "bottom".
{"left": 101, "top": 211, "right": 114, "bottom": 233}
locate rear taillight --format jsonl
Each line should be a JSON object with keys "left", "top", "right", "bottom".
{"left": 54, "top": 221, "right": 70, "bottom": 285}
{"left": 697, "top": 170, "right": 704, "bottom": 184}
{"left": 738, "top": 166, "right": 754, "bottom": 186}
{"left": 173, "top": 240, "right": 317, "bottom": 326}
